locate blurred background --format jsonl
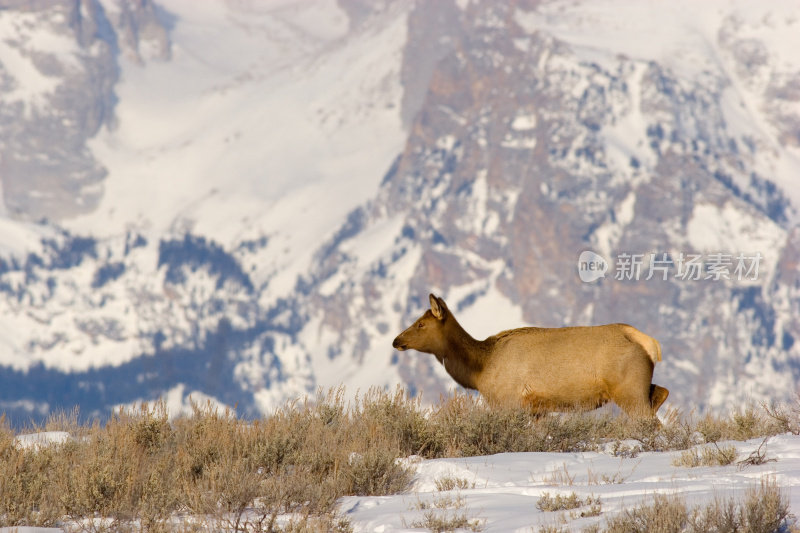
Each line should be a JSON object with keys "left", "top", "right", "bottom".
{"left": 0, "top": 0, "right": 798, "bottom": 425}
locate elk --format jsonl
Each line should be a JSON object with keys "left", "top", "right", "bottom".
{"left": 392, "top": 294, "right": 669, "bottom": 418}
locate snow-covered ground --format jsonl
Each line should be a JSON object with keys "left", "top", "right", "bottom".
{"left": 343, "top": 434, "right": 800, "bottom": 532}
{"left": 7, "top": 432, "right": 799, "bottom": 532}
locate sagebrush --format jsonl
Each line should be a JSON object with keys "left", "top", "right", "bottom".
{"left": 1, "top": 388, "right": 798, "bottom": 531}
{"left": 602, "top": 478, "right": 792, "bottom": 533}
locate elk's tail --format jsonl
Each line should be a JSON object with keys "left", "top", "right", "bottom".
{"left": 621, "top": 325, "right": 662, "bottom": 364}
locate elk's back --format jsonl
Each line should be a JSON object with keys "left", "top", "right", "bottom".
{"left": 477, "top": 324, "right": 655, "bottom": 408}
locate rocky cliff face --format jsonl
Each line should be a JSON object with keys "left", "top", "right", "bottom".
{"left": 0, "top": 0, "right": 169, "bottom": 222}
{"left": 1, "top": 0, "right": 112, "bottom": 221}
{"left": 0, "top": 0, "right": 797, "bottom": 424}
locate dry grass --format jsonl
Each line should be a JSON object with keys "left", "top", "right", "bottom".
{"left": 408, "top": 492, "right": 485, "bottom": 532}
{"left": 587, "top": 459, "right": 640, "bottom": 485}
{"left": 672, "top": 443, "right": 739, "bottom": 468}
{"left": 434, "top": 474, "right": 475, "bottom": 491}
{"left": 0, "top": 389, "right": 415, "bottom": 531}
{"left": 1, "top": 389, "right": 799, "bottom": 530}
{"left": 603, "top": 493, "right": 690, "bottom": 533}
{"left": 695, "top": 404, "right": 783, "bottom": 444}
{"left": 737, "top": 437, "right": 779, "bottom": 469}
{"left": 762, "top": 400, "right": 800, "bottom": 435}
{"left": 542, "top": 463, "right": 577, "bottom": 486}
{"left": 602, "top": 477, "right": 793, "bottom": 533}
{"left": 536, "top": 492, "right": 601, "bottom": 513}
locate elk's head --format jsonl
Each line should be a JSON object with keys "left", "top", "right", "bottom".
{"left": 392, "top": 294, "right": 449, "bottom": 354}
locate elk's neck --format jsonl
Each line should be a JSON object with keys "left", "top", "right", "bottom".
{"left": 434, "top": 318, "right": 490, "bottom": 390}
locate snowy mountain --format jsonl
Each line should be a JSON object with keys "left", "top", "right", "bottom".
{"left": 0, "top": 0, "right": 799, "bottom": 424}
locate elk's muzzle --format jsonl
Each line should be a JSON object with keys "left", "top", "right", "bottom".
{"left": 392, "top": 336, "right": 407, "bottom": 350}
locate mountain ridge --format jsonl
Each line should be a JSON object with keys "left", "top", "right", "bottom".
{"left": 0, "top": 0, "right": 798, "bottom": 424}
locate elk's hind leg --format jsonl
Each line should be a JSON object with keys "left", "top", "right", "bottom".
{"left": 649, "top": 384, "right": 669, "bottom": 414}
{"left": 613, "top": 393, "right": 652, "bottom": 419}
{"left": 610, "top": 360, "right": 656, "bottom": 419}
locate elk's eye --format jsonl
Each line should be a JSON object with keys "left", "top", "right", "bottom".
{"left": 417, "top": 322, "right": 424, "bottom": 328}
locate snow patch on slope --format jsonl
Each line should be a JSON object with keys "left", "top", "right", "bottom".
{"left": 593, "top": 191, "right": 637, "bottom": 260}
{"left": 687, "top": 202, "right": 786, "bottom": 277}
{"left": 14, "top": 431, "right": 72, "bottom": 450}
{"left": 72, "top": 0, "right": 410, "bottom": 305}
{"left": 114, "top": 383, "right": 229, "bottom": 418}
{"left": 0, "top": 10, "right": 81, "bottom": 113}
{"left": 455, "top": 284, "right": 526, "bottom": 341}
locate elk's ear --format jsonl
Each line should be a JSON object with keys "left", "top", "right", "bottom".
{"left": 429, "top": 293, "right": 445, "bottom": 320}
